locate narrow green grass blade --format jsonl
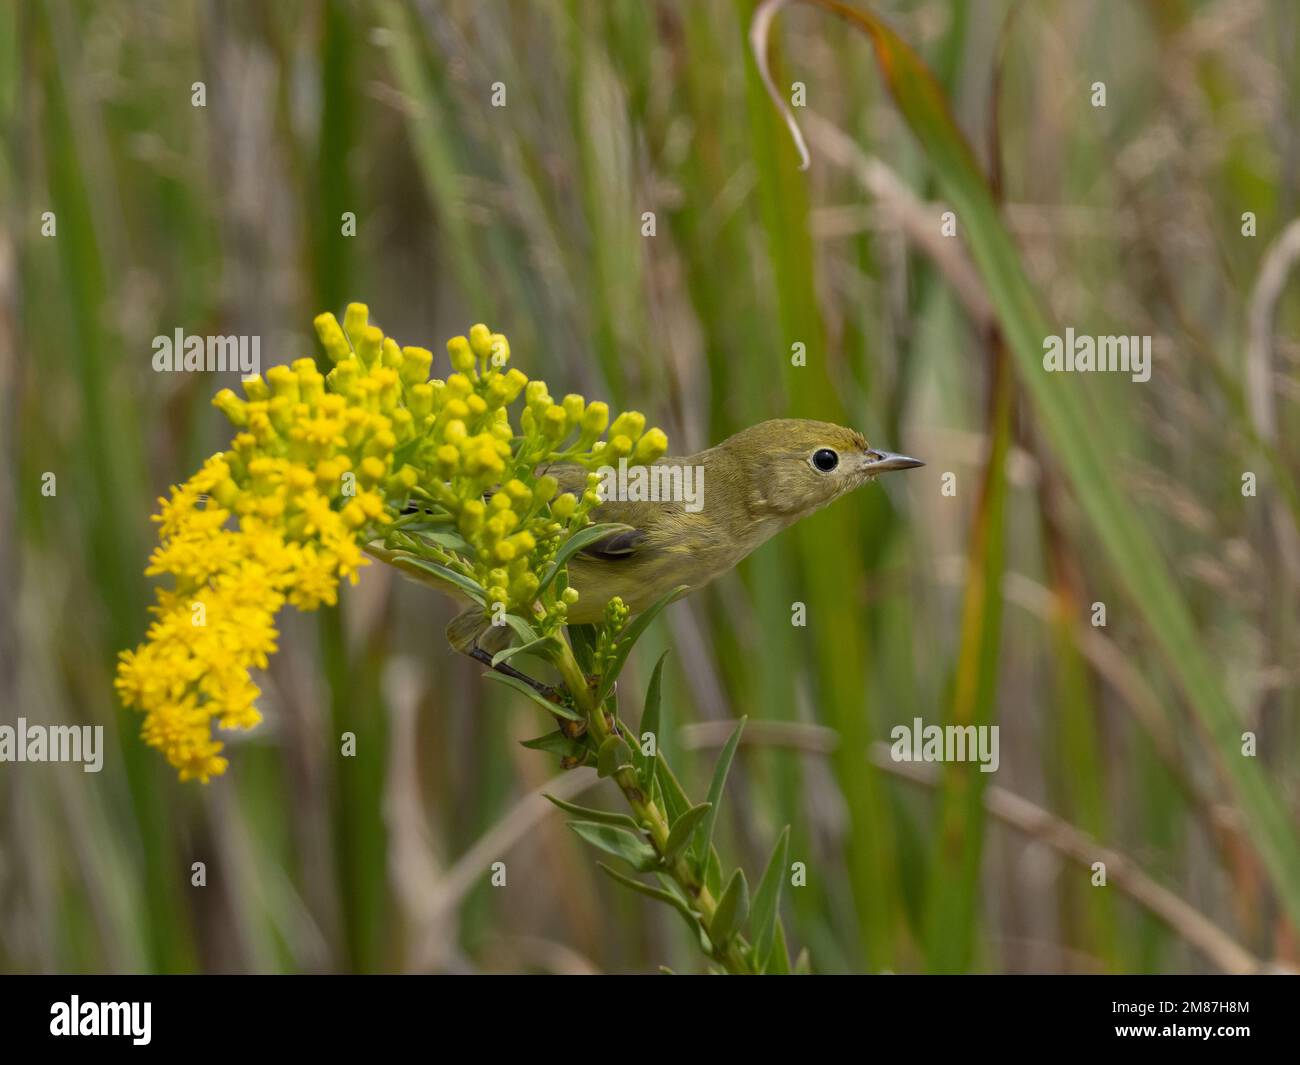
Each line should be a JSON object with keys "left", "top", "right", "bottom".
{"left": 923, "top": 356, "right": 1011, "bottom": 971}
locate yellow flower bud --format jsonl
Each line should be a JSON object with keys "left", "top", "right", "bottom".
{"left": 510, "top": 571, "right": 540, "bottom": 605}
{"left": 328, "top": 360, "right": 360, "bottom": 395}
{"left": 366, "top": 429, "right": 398, "bottom": 457}
{"left": 342, "top": 303, "right": 370, "bottom": 347}
{"left": 470, "top": 445, "right": 503, "bottom": 476}
{"left": 243, "top": 375, "right": 270, "bottom": 402}
{"left": 214, "top": 477, "right": 240, "bottom": 509}
{"left": 248, "top": 408, "right": 277, "bottom": 445}
{"left": 359, "top": 456, "right": 387, "bottom": 484}
{"left": 286, "top": 465, "right": 314, "bottom": 492}
{"left": 609, "top": 411, "right": 645, "bottom": 442}
{"left": 315, "top": 455, "right": 350, "bottom": 493}
{"left": 489, "top": 333, "right": 510, "bottom": 367}
{"left": 342, "top": 500, "right": 367, "bottom": 528}
{"left": 381, "top": 337, "right": 403, "bottom": 369}
{"left": 459, "top": 499, "right": 485, "bottom": 534}
{"left": 447, "top": 336, "right": 476, "bottom": 374}
{"left": 295, "top": 362, "right": 325, "bottom": 405}
{"left": 502, "top": 368, "right": 528, "bottom": 403}
{"left": 485, "top": 374, "right": 513, "bottom": 408}
{"left": 525, "top": 381, "right": 551, "bottom": 412}
{"left": 542, "top": 404, "right": 569, "bottom": 441}
{"left": 256, "top": 494, "right": 286, "bottom": 521}
{"left": 504, "top": 480, "right": 532, "bottom": 506}
{"left": 468, "top": 323, "right": 493, "bottom": 361}
{"left": 633, "top": 427, "right": 668, "bottom": 464}
{"left": 494, "top": 540, "right": 517, "bottom": 562}
{"left": 436, "top": 444, "right": 460, "bottom": 477}
{"left": 552, "top": 493, "right": 577, "bottom": 519}
{"left": 357, "top": 326, "right": 384, "bottom": 367}
{"left": 561, "top": 586, "right": 580, "bottom": 606}
{"left": 390, "top": 407, "right": 414, "bottom": 440}
{"left": 562, "top": 394, "right": 585, "bottom": 424}
{"left": 388, "top": 465, "right": 419, "bottom": 492}
{"left": 466, "top": 394, "right": 488, "bottom": 418}
{"left": 313, "top": 312, "right": 353, "bottom": 364}
{"left": 534, "top": 475, "right": 558, "bottom": 503}
{"left": 510, "top": 531, "right": 536, "bottom": 555}
{"left": 581, "top": 401, "right": 609, "bottom": 435}
{"left": 406, "top": 382, "right": 433, "bottom": 419}
{"left": 608, "top": 434, "right": 634, "bottom": 459}
{"left": 487, "top": 586, "right": 509, "bottom": 608}
{"left": 443, "top": 418, "right": 468, "bottom": 445}
{"left": 266, "top": 365, "right": 300, "bottom": 402}
{"left": 400, "top": 346, "right": 433, "bottom": 386}
{"left": 445, "top": 373, "right": 473, "bottom": 399}
{"left": 212, "top": 389, "right": 248, "bottom": 427}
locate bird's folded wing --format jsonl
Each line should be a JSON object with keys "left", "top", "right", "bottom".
{"left": 540, "top": 460, "right": 649, "bottom": 562}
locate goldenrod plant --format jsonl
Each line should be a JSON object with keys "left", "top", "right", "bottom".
{"left": 116, "top": 305, "right": 802, "bottom": 973}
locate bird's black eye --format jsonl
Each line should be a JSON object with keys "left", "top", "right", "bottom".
{"left": 811, "top": 448, "right": 839, "bottom": 473}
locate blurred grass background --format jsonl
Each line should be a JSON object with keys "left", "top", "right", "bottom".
{"left": 2, "top": 0, "right": 1298, "bottom": 974}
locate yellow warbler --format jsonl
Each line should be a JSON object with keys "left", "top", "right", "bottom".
{"left": 446, "top": 418, "right": 922, "bottom": 654}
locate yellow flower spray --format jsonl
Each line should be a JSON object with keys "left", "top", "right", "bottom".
{"left": 116, "top": 303, "right": 805, "bottom": 975}
{"left": 115, "top": 305, "right": 666, "bottom": 782}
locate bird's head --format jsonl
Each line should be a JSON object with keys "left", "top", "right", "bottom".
{"left": 719, "top": 418, "right": 924, "bottom": 519}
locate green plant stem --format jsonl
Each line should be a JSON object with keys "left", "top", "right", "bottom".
{"left": 552, "top": 634, "right": 754, "bottom": 974}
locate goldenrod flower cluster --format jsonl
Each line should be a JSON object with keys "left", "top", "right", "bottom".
{"left": 116, "top": 305, "right": 667, "bottom": 781}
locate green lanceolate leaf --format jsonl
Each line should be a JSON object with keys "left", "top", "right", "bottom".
{"left": 655, "top": 758, "right": 693, "bottom": 827}
{"left": 394, "top": 556, "right": 485, "bottom": 605}
{"left": 568, "top": 821, "right": 658, "bottom": 871}
{"left": 710, "top": 868, "right": 749, "bottom": 947}
{"left": 538, "top": 522, "right": 636, "bottom": 596}
{"left": 566, "top": 623, "right": 599, "bottom": 673}
{"left": 413, "top": 527, "right": 474, "bottom": 554}
{"left": 634, "top": 650, "right": 670, "bottom": 789}
{"left": 520, "top": 731, "right": 586, "bottom": 758}
{"left": 482, "top": 671, "right": 581, "bottom": 721}
{"left": 503, "top": 613, "right": 541, "bottom": 644}
{"left": 765, "top": 917, "right": 791, "bottom": 975}
{"left": 543, "top": 794, "right": 640, "bottom": 830}
{"left": 596, "top": 733, "right": 635, "bottom": 778}
{"left": 596, "top": 584, "right": 689, "bottom": 701}
{"left": 694, "top": 716, "right": 746, "bottom": 871}
{"left": 705, "top": 847, "right": 724, "bottom": 899}
{"left": 750, "top": 825, "right": 791, "bottom": 969}
{"left": 662, "top": 802, "right": 711, "bottom": 862}
{"left": 490, "top": 635, "right": 561, "bottom": 667}
{"left": 597, "top": 863, "right": 700, "bottom": 927}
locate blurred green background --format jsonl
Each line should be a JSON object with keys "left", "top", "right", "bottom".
{"left": 2, "top": 0, "right": 1298, "bottom": 974}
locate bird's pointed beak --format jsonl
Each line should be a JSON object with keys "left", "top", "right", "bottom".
{"left": 862, "top": 449, "right": 925, "bottom": 474}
